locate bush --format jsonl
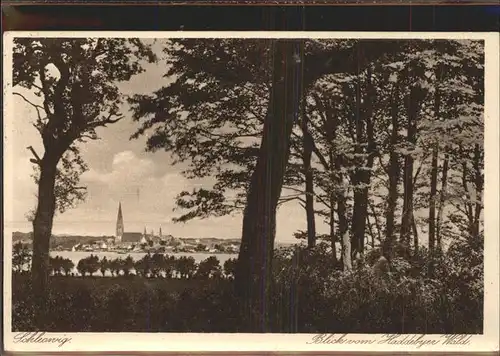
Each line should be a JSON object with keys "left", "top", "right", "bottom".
{"left": 11, "top": 239, "right": 483, "bottom": 333}
{"left": 268, "top": 241, "right": 483, "bottom": 334}
{"left": 101, "top": 284, "right": 135, "bottom": 331}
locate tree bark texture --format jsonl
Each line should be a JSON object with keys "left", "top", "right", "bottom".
{"left": 31, "top": 152, "right": 60, "bottom": 328}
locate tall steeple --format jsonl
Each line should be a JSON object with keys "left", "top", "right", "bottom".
{"left": 159, "top": 227, "right": 162, "bottom": 238}
{"left": 116, "top": 202, "right": 124, "bottom": 238}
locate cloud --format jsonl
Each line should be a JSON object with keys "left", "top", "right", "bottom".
{"left": 83, "top": 150, "right": 156, "bottom": 186}
{"left": 57, "top": 150, "right": 191, "bottom": 230}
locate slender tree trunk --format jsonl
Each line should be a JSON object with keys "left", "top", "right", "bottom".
{"left": 352, "top": 182, "right": 371, "bottom": 257}
{"left": 428, "top": 143, "right": 439, "bottom": 254}
{"left": 385, "top": 89, "right": 400, "bottom": 259}
{"left": 301, "top": 115, "right": 316, "bottom": 248}
{"left": 461, "top": 160, "right": 476, "bottom": 238}
{"left": 400, "top": 86, "right": 424, "bottom": 246}
{"left": 354, "top": 157, "right": 375, "bottom": 257}
{"left": 412, "top": 214, "right": 419, "bottom": 253}
{"left": 436, "top": 154, "right": 449, "bottom": 251}
{"left": 472, "top": 144, "right": 483, "bottom": 240}
{"left": 342, "top": 228, "right": 352, "bottom": 271}
{"left": 368, "top": 202, "right": 383, "bottom": 246}
{"left": 462, "top": 147, "right": 483, "bottom": 242}
{"left": 335, "top": 156, "right": 351, "bottom": 271}
{"left": 326, "top": 104, "right": 338, "bottom": 264}
{"left": 350, "top": 80, "right": 364, "bottom": 257}
{"left": 235, "top": 39, "right": 304, "bottom": 331}
{"left": 366, "top": 214, "right": 376, "bottom": 249}
{"left": 351, "top": 70, "right": 375, "bottom": 258}
{"left": 428, "top": 80, "right": 442, "bottom": 254}
{"left": 329, "top": 192, "right": 337, "bottom": 263}
{"left": 429, "top": 68, "right": 443, "bottom": 259}
{"left": 32, "top": 153, "right": 59, "bottom": 327}
{"left": 400, "top": 156, "right": 414, "bottom": 245}
{"left": 427, "top": 142, "right": 439, "bottom": 277}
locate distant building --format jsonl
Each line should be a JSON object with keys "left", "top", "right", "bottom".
{"left": 122, "top": 232, "right": 143, "bottom": 243}
{"left": 113, "top": 203, "right": 166, "bottom": 246}
{"left": 115, "top": 202, "right": 124, "bottom": 241}
{"left": 114, "top": 202, "right": 144, "bottom": 245}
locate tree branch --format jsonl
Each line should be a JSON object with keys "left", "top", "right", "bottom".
{"left": 278, "top": 195, "right": 306, "bottom": 206}
{"left": 368, "top": 200, "right": 383, "bottom": 243}
{"left": 413, "top": 152, "right": 432, "bottom": 186}
{"left": 13, "top": 92, "right": 45, "bottom": 123}
{"left": 377, "top": 153, "right": 390, "bottom": 176}
{"left": 89, "top": 113, "right": 124, "bottom": 129}
{"left": 27, "top": 146, "right": 42, "bottom": 166}
{"left": 291, "top": 130, "right": 330, "bottom": 171}
{"left": 78, "top": 133, "right": 99, "bottom": 141}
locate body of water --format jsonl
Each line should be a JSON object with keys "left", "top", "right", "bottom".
{"left": 50, "top": 250, "right": 238, "bottom": 277}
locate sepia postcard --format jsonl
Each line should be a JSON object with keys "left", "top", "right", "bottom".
{"left": 2, "top": 31, "right": 499, "bottom": 353}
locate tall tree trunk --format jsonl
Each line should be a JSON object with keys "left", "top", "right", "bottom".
{"left": 428, "top": 82, "right": 441, "bottom": 254}
{"left": 329, "top": 191, "right": 337, "bottom": 263}
{"left": 235, "top": 39, "right": 304, "bottom": 331}
{"left": 301, "top": 115, "right": 316, "bottom": 248}
{"left": 351, "top": 69, "right": 376, "bottom": 258}
{"left": 31, "top": 153, "right": 59, "bottom": 327}
{"left": 412, "top": 214, "right": 419, "bottom": 254}
{"left": 350, "top": 80, "right": 364, "bottom": 257}
{"left": 462, "top": 145, "right": 483, "bottom": 242}
{"left": 351, "top": 185, "right": 364, "bottom": 257}
{"left": 325, "top": 100, "right": 338, "bottom": 263}
{"left": 385, "top": 88, "right": 400, "bottom": 259}
{"left": 461, "top": 160, "right": 476, "bottom": 239}
{"left": 400, "top": 86, "right": 424, "bottom": 246}
{"left": 335, "top": 156, "right": 351, "bottom": 271}
{"left": 428, "top": 143, "right": 439, "bottom": 254}
{"left": 436, "top": 154, "right": 449, "bottom": 252}
{"left": 472, "top": 144, "right": 483, "bottom": 240}
{"left": 352, "top": 176, "right": 372, "bottom": 257}
{"left": 368, "top": 202, "right": 383, "bottom": 247}
{"left": 366, "top": 214, "right": 376, "bottom": 249}
{"left": 400, "top": 155, "right": 414, "bottom": 245}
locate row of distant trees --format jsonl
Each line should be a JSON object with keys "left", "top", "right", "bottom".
{"left": 78, "top": 254, "right": 236, "bottom": 279}
{"left": 12, "top": 243, "right": 237, "bottom": 279}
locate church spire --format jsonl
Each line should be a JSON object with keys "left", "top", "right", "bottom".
{"left": 116, "top": 202, "right": 124, "bottom": 237}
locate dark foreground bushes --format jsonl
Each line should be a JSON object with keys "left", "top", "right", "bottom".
{"left": 12, "top": 241, "right": 483, "bottom": 333}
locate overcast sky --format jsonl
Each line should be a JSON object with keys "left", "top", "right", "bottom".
{"left": 4, "top": 40, "right": 324, "bottom": 242}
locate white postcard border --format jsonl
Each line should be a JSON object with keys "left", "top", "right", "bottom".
{"left": 3, "top": 31, "right": 499, "bottom": 353}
